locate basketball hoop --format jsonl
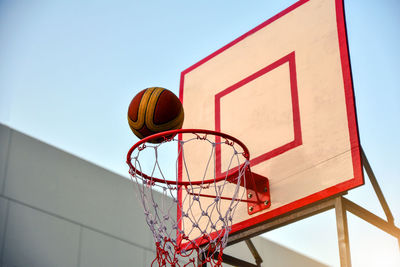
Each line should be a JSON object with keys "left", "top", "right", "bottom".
{"left": 127, "top": 129, "right": 270, "bottom": 266}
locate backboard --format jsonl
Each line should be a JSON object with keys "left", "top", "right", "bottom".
{"left": 179, "top": 0, "right": 363, "bottom": 240}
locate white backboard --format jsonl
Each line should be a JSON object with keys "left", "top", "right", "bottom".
{"left": 179, "top": 0, "right": 363, "bottom": 239}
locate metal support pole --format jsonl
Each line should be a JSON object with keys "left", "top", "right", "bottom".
{"left": 245, "top": 239, "right": 263, "bottom": 267}
{"left": 220, "top": 253, "right": 258, "bottom": 267}
{"left": 361, "top": 148, "right": 400, "bottom": 248}
{"left": 335, "top": 197, "right": 352, "bottom": 267}
{"left": 361, "top": 148, "right": 395, "bottom": 224}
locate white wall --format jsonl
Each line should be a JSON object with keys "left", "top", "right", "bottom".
{"left": 0, "top": 123, "right": 327, "bottom": 267}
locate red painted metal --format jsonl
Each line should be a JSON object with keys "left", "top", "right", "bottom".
{"left": 127, "top": 128, "right": 270, "bottom": 207}
{"left": 127, "top": 128, "right": 249, "bottom": 186}
{"left": 245, "top": 170, "right": 271, "bottom": 215}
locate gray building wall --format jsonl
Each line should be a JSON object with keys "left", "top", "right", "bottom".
{"left": 0, "top": 123, "right": 327, "bottom": 267}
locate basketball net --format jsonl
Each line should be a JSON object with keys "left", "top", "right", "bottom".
{"left": 127, "top": 130, "right": 250, "bottom": 266}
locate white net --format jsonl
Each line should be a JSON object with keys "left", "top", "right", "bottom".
{"left": 127, "top": 131, "right": 250, "bottom": 266}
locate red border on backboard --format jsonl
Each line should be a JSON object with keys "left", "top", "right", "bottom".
{"left": 178, "top": 0, "right": 363, "bottom": 240}
{"left": 214, "top": 51, "right": 302, "bottom": 176}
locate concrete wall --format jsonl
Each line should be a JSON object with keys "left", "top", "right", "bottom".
{"left": 0, "top": 123, "right": 327, "bottom": 267}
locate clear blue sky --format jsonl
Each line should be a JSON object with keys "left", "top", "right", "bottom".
{"left": 0, "top": 0, "right": 399, "bottom": 266}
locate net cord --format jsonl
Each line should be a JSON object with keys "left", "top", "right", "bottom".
{"left": 128, "top": 132, "right": 249, "bottom": 266}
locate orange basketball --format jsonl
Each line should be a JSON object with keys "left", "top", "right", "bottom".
{"left": 127, "top": 87, "right": 184, "bottom": 143}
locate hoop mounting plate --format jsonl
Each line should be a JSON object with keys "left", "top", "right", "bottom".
{"left": 245, "top": 170, "right": 271, "bottom": 215}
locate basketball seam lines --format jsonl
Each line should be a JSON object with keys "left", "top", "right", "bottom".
{"left": 145, "top": 87, "right": 164, "bottom": 132}
{"left": 127, "top": 120, "right": 145, "bottom": 139}
{"left": 146, "top": 88, "right": 184, "bottom": 132}
{"left": 128, "top": 87, "right": 155, "bottom": 129}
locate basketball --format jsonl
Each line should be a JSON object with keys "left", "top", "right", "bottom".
{"left": 127, "top": 87, "right": 184, "bottom": 143}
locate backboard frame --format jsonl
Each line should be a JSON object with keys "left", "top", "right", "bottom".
{"left": 178, "top": 0, "right": 363, "bottom": 241}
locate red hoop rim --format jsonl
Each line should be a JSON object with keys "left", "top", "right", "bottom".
{"left": 126, "top": 129, "right": 250, "bottom": 186}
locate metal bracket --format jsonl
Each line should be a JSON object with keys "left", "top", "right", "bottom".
{"left": 246, "top": 170, "right": 271, "bottom": 215}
